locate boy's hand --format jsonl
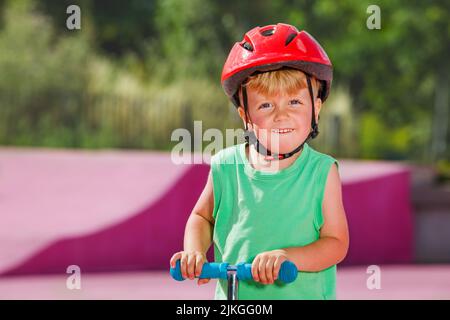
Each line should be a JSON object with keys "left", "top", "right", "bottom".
{"left": 251, "top": 249, "right": 289, "bottom": 285}
{"left": 170, "top": 251, "right": 210, "bottom": 285}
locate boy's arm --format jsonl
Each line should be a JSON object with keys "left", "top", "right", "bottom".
{"left": 183, "top": 169, "right": 215, "bottom": 254}
{"left": 169, "top": 169, "right": 215, "bottom": 282}
{"left": 283, "top": 163, "right": 349, "bottom": 272}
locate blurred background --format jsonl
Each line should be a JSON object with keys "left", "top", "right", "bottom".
{"left": 0, "top": 0, "right": 449, "bottom": 299}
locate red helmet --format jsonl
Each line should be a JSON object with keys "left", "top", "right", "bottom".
{"left": 221, "top": 23, "right": 333, "bottom": 107}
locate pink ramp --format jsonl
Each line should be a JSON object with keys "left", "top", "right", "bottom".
{"left": 0, "top": 148, "right": 413, "bottom": 276}
{"left": 338, "top": 160, "right": 413, "bottom": 265}
{"left": 0, "top": 148, "right": 210, "bottom": 275}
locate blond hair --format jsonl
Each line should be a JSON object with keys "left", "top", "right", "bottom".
{"left": 240, "top": 68, "right": 321, "bottom": 102}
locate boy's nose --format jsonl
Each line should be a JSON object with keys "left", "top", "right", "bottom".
{"left": 273, "top": 108, "right": 290, "bottom": 122}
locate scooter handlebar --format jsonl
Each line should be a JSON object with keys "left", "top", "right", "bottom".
{"left": 170, "top": 260, "right": 298, "bottom": 284}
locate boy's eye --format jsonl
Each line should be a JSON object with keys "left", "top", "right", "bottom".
{"left": 259, "top": 103, "right": 272, "bottom": 109}
{"left": 289, "top": 99, "right": 302, "bottom": 105}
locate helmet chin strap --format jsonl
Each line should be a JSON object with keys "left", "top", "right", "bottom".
{"left": 242, "top": 74, "right": 319, "bottom": 161}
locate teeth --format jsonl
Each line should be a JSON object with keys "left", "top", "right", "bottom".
{"left": 272, "top": 129, "right": 293, "bottom": 133}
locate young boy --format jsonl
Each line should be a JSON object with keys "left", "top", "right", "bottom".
{"left": 170, "top": 23, "right": 349, "bottom": 299}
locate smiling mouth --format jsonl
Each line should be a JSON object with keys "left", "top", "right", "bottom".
{"left": 271, "top": 128, "right": 295, "bottom": 134}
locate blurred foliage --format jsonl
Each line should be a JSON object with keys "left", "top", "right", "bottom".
{"left": 0, "top": 0, "right": 448, "bottom": 163}
{"left": 0, "top": 0, "right": 91, "bottom": 147}
{"left": 436, "top": 160, "right": 450, "bottom": 182}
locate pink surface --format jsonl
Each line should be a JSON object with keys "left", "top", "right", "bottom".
{"left": 0, "top": 147, "right": 413, "bottom": 276}
{"left": 341, "top": 169, "right": 413, "bottom": 264}
{"left": 1, "top": 265, "right": 449, "bottom": 300}
{"left": 0, "top": 147, "right": 209, "bottom": 275}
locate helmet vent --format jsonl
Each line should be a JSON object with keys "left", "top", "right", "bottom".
{"left": 260, "top": 28, "right": 275, "bottom": 36}
{"left": 285, "top": 32, "right": 298, "bottom": 46}
{"left": 241, "top": 41, "right": 254, "bottom": 51}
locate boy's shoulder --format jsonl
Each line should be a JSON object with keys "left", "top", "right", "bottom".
{"left": 211, "top": 143, "right": 242, "bottom": 166}
{"left": 306, "top": 144, "right": 339, "bottom": 167}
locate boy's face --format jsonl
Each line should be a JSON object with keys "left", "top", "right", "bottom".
{"left": 238, "top": 86, "right": 322, "bottom": 154}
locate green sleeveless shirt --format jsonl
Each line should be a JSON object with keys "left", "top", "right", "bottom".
{"left": 210, "top": 142, "right": 339, "bottom": 300}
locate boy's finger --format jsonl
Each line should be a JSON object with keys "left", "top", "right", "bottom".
{"left": 187, "top": 254, "right": 195, "bottom": 279}
{"left": 195, "top": 255, "right": 205, "bottom": 277}
{"left": 273, "top": 257, "right": 283, "bottom": 281}
{"left": 258, "top": 257, "right": 268, "bottom": 284}
{"left": 170, "top": 252, "right": 181, "bottom": 268}
{"left": 251, "top": 257, "right": 260, "bottom": 282}
{"left": 265, "top": 258, "right": 275, "bottom": 283}
{"left": 198, "top": 278, "right": 210, "bottom": 285}
{"left": 180, "top": 253, "right": 188, "bottom": 279}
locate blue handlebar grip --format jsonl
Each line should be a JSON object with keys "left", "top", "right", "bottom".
{"left": 278, "top": 261, "right": 298, "bottom": 283}
{"left": 170, "top": 260, "right": 184, "bottom": 281}
{"left": 170, "top": 260, "right": 229, "bottom": 281}
{"left": 236, "top": 261, "right": 298, "bottom": 283}
{"left": 236, "top": 262, "right": 253, "bottom": 281}
{"left": 199, "top": 262, "right": 229, "bottom": 280}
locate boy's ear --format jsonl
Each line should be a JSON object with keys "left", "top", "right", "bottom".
{"left": 237, "top": 106, "right": 252, "bottom": 129}
{"left": 314, "top": 98, "right": 323, "bottom": 123}
{"left": 237, "top": 106, "right": 246, "bottom": 121}
{"left": 237, "top": 106, "right": 247, "bottom": 124}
